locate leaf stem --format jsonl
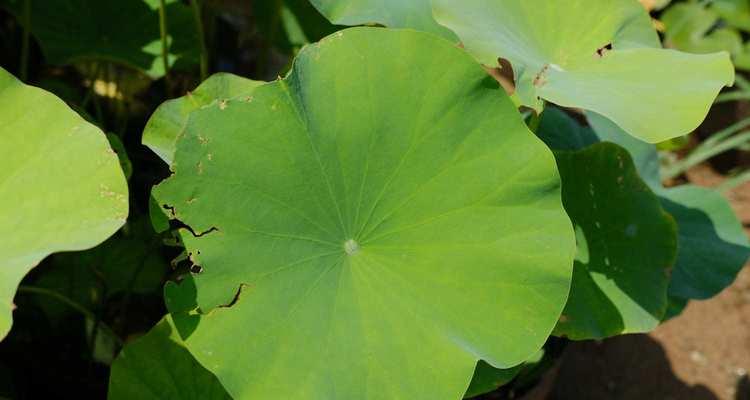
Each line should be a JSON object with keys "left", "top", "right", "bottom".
{"left": 19, "top": 0, "right": 30, "bottom": 81}
{"left": 158, "top": 0, "right": 170, "bottom": 91}
{"left": 16, "top": 285, "right": 123, "bottom": 345}
{"left": 190, "top": 0, "right": 208, "bottom": 81}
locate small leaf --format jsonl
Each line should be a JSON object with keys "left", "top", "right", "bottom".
{"left": 0, "top": 67, "right": 128, "bottom": 340}
{"left": 142, "top": 73, "right": 264, "bottom": 165}
{"left": 431, "top": 0, "right": 734, "bottom": 143}
{"left": 662, "top": 2, "right": 743, "bottom": 56}
{"left": 153, "top": 28, "right": 575, "bottom": 400}
{"left": 552, "top": 143, "right": 677, "bottom": 339}
{"left": 464, "top": 361, "right": 522, "bottom": 399}
{"left": 108, "top": 316, "right": 231, "bottom": 400}
{"left": 712, "top": 0, "right": 750, "bottom": 32}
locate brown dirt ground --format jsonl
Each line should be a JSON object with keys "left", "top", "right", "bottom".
{"left": 549, "top": 164, "right": 750, "bottom": 400}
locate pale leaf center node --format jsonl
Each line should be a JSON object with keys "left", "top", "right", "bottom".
{"left": 344, "top": 239, "right": 360, "bottom": 255}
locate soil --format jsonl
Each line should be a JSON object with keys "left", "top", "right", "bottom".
{"left": 549, "top": 164, "right": 750, "bottom": 400}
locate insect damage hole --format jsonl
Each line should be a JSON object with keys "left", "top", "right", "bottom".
{"left": 596, "top": 43, "right": 613, "bottom": 58}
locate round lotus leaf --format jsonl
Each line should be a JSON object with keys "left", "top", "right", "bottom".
{"left": 108, "top": 316, "right": 231, "bottom": 400}
{"left": 431, "top": 0, "right": 734, "bottom": 143}
{"left": 0, "top": 0, "right": 199, "bottom": 78}
{"left": 143, "top": 73, "right": 264, "bottom": 165}
{"left": 552, "top": 142, "right": 677, "bottom": 339}
{"left": 308, "top": 0, "right": 456, "bottom": 40}
{"left": 153, "top": 28, "right": 575, "bottom": 400}
{"left": 0, "top": 67, "right": 128, "bottom": 340}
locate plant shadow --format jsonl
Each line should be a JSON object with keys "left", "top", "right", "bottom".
{"left": 549, "top": 334, "right": 720, "bottom": 400}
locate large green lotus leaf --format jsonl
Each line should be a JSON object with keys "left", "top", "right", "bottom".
{"left": 308, "top": 0, "right": 455, "bottom": 40}
{"left": 585, "top": 111, "right": 750, "bottom": 301}
{"left": 108, "top": 316, "right": 231, "bottom": 400}
{"left": 0, "top": 0, "right": 198, "bottom": 78}
{"left": 551, "top": 142, "right": 677, "bottom": 339}
{"left": 431, "top": 0, "right": 734, "bottom": 143}
{"left": 662, "top": 2, "right": 744, "bottom": 56}
{"left": 153, "top": 27, "right": 575, "bottom": 400}
{"left": 142, "top": 73, "right": 264, "bottom": 165}
{"left": 0, "top": 67, "right": 128, "bottom": 340}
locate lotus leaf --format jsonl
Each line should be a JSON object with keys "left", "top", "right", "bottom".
{"left": 430, "top": 0, "right": 734, "bottom": 143}
{"left": 0, "top": 67, "right": 128, "bottom": 340}
{"left": 153, "top": 28, "right": 575, "bottom": 400}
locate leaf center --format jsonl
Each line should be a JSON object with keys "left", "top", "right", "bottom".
{"left": 344, "top": 239, "right": 360, "bottom": 255}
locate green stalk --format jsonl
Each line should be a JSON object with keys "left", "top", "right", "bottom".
{"left": 158, "top": 0, "right": 170, "bottom": 90}
{"left": 190, "top": 0, "right": 209, "bottom": 81}
{"left": 17, "top": 285, "right": 122, "bottom": 345}
{"left": 19, "top": 0, "right": 30, "bottom": 81}
{"left": 18, "top": 285, "right": 94, "bottom": 319}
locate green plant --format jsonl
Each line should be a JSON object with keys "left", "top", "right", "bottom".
{"left": 0, "top": 0, "right": 748, "bottom": 399}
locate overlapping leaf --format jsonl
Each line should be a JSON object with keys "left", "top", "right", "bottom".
{"left": 0, "top": 67, "right": 128, "bottom": 340}
{"left": 539, "top": 107, "right": 750, "bottom": 321}
{"left": 427, "top": 0, "right": 734, "bottom": 143}
{"left": 552, "top": 142, "right": 677, "bottom": 339}
{"left": 0, "top": 0, "right": 199, "bottom": 78}
{"left": 308, "top": 0, "right": 455, "bottom": 40}
{"left": 585, "top": 112, "right": 750, "bottom": 303}
{"left": 143, "top": 73, "right": 264, "bottom": 165}
{"left": 153, "top": 28, "right": 575, "bottom": 400}
{"left": 108, "top": 316, "right": 231, "bottom": 400}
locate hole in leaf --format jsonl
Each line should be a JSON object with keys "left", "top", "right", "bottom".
{"left": 596, "top": 43, "right": 613, "bottom": 58}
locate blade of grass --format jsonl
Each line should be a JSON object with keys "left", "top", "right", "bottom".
{"left": 735, "top": 74, "right": 750, "bottom": 91}
{"left": 664, "top": 128, "right": 750, "bottom": 179}
{"left": 719, "top": 169, "right": 750, "bottom": 193}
